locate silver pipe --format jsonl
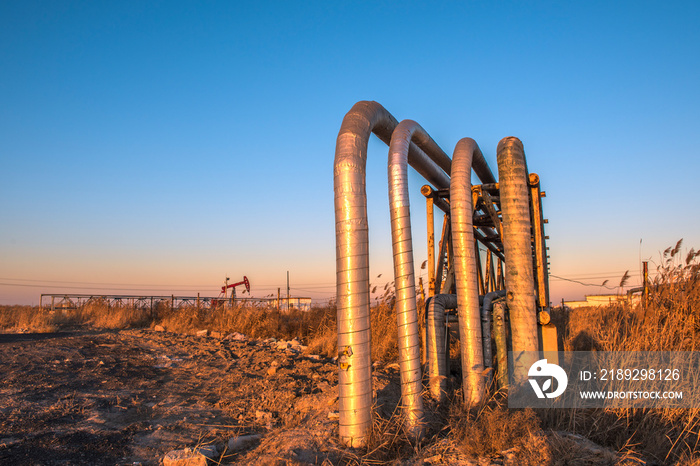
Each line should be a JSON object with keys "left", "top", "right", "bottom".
{"left": 480, "top": 290, "right": 507, "bottom": 385}
{"left": 450, "top": 137, "right": 488, "bottom": 404}
{"left": 425, "top": 293, "right": 457, "bottom": 401}
{"left": 334, "top": 102, "right": 450, "bottom": 447}
{"left": 497, "top": 137, "right": 538, "bottom": 382}
{"left": 388, "top": 119, "right": 450, "bottom": 438}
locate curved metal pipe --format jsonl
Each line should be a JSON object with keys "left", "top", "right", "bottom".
{"left": 425, "top": 293, "right": 457, "bottom": 401}
{"left": 389, "top": 119, "right": 452, "bottom": 437}
{"left": 450, "top": 137, "right": 488, "bottom": 404}
{"left": 497, "top": 137, "right": 538, "bottom": 382}
{"left": 470, "top": 149, "right": 497, "bottom": 185}
{"left": 334, "top": 102, "right": 451, "bottom": 447}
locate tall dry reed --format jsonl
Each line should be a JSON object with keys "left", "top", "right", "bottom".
{"left": 546, "top": 240, "right": 700, "bottom": 464}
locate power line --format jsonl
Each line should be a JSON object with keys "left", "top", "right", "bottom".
{"left": 0, "top": 282, "right": 220, "bottom": 292}
{"left": 0, "top": 277, "right": 216, "bottom": 288}
{"left": 549, "top": 275, "right": 634, "bottom": 290}
{"left": 547, "top": 271, "right": 635, "bottom": 280}
{"left": 0, "top": 277, "right": 338, "bottom": 288}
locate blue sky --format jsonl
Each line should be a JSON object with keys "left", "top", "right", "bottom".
{"left": 2, "top": 1, "right": 699, "bottom": 305}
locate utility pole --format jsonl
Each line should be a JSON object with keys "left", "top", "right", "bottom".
{"left": 287, "top": 271, "right": 290, "bottom": 312}
{"left": 225, "top": 275, "right": 230, "bottom": 310}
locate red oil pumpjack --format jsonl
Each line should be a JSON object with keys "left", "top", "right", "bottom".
{"left": 212, "top": 276, "right": 250, "bottom": 309}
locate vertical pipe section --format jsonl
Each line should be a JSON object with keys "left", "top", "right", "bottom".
{"left": 492, "top": 300, "right": 509, "bottom": 389}
{"left": 497, "top": 137, "right": 538, "bottom": 382}
{"left": 425, "top": 293, "right": 458, "bottom": 401}
{"left": 480, "top": 290, "right": 507, "bottom": 384}
{"left": 388, "top": 119, "right": 443, "bottom": 437}
{"left": 335, "top": 102, "right": 398, "bottom": 447}
{"left": 334, "top": 102, "right": 450, "bottom": 447}
{"left": 388, "top": 119, "right": 465, "bottom": 436}
{"left": 450, "top": 137, "right": 489, "bottom": 404}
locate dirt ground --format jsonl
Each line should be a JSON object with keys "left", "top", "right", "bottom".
{"left": 2, "top": 327, "right": 464, "bottom": 466}
{"left": 0, "top": 328, "right": 632, "bottom": 466}
{"left": 0, "top": 328, "right": 359, "bottom": 465}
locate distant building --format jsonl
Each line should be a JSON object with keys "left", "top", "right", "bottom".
{"left": 563, "top": 292, "right": 641, "bottom": 309}
{"left": 279, "top": 297, "right": 312, "bottom": 312}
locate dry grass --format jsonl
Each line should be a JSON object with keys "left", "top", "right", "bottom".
{"left": 546, "top": 239, "right": 700, "bottom": 465}
{"left": 3, "top": 240, "right": 699, "bottom": 464}
{"left": 0, "top": 295, "right": 399, "bottom": 361}
{"left": 78, "top": 299, "right": 154, "bottom": 329}
{"left": 0, "top": 305, "right": 62, "bottom": 333}
{"left": 449, "top": 394, "right": 552, "bottom": 465}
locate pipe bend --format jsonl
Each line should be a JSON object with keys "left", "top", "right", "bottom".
{"left": 480, "top": 290, "right": 507, "bottom": 374}
{"left": 392, "top": 119, "right": 452, "bottom": 174}
{"left": 450, "top": 137, "right": 487, "bottom": 404}
{"left": 334, "top": 100, "right": 401, "bottom": 448}
{"left": 482, "top": 290, "right": 507, "bottom": 313}
{"left": 387, "top": 120, "right": 423, "bottom": 436}
{"left": 468, "top": 138, "right": 497, "bottom": 185}
{"left": 388, "top": 118, "right": 455, "bottom": 437}
{"left": 333, "top": 103, "right": 452, "bottom": 447}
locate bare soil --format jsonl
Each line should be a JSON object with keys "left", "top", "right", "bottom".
{"left": 0, "top": 328, "right": 354, "bottom": 465}
{"left": 0, "top": 328, "right": 631, "bottom": 466}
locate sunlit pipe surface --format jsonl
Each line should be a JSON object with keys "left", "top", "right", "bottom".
{"left": 388, "top": 119, "right": 453, "bottom": 437}
{"left": 497, "top": 137, "right": 538, "bottom": 381}
{"left": 425, "top": 293, "right": 457, "bottom": 401}
{"left": 334, "top": 102, "right": 451, "bottom": 447}
{"left": 449, "top": 137, "right": 490, "bottom": 404}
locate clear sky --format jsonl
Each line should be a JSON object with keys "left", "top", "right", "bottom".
{"left": 2, "top": 1, "right": 699, "bottom": 306}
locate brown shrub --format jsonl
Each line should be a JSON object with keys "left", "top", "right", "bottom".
{"left": 451, "top": 396, "right": 551, "bottom": 464}
{"left": 0, "top": 305, "right": 59, "bottom": 333}
{"left": 78, "top": 299, "right": 152, "bottom": 329}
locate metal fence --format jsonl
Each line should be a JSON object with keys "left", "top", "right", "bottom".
{"left": 39, "top": 294, "right": 312, "bottom": 312}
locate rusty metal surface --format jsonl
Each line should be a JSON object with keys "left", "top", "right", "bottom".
{"left": 529, "top": 173, "right": 550, "bottom": 309}
{"left": 426, "top": 194, "right": 436, "bottom": 297}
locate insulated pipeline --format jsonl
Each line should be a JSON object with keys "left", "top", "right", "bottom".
{"left": 388, "top": 120, "right": 453, "bottom": 436}
{"left": 425, "top": 293, "right": 457, "bottom": 401}
{"left": 497, "top": 137, "right": 538, "bottom": 381}
{"left": 450, "top": 137, "right": 488, "bottom": 404}
{"left": 334, "top": 102, "right": 450, "bottom": 447}
{"left": 480, "top": 290, "right": 507, "bottom": 381}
